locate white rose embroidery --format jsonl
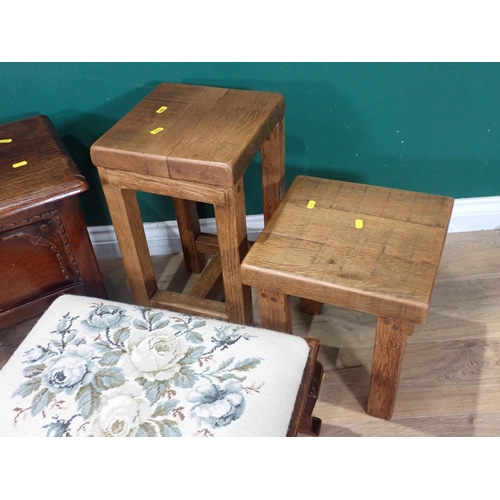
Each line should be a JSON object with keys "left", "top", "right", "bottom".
{"left": 125, "top": 331, "right": 189, "bottom": 381}
{"left": 42, "top": 345, "right": 96, "bottom": 392}
{"left": 90, "top": 385, "right": 152, "bottom": 437}
{"left": 188, "top": 378, "right": 245, "bottom": 428}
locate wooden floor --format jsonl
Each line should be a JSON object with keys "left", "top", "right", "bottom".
{"left": 1, "top": 229, "right": 499, "bottom": 436}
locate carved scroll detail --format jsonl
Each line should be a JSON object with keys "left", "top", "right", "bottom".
{"left": 0, "top": 210, "right": 81, "bottom": 281}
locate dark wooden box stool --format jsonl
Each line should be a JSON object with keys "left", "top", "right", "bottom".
{"left": 241, "top": 175, "right": 454, "bottom": 420}
{"left": 90, "top": 82, "right": 285, "bottom": 326}
{"left": 0, "top": 115, "right": 107, "bottom": 329}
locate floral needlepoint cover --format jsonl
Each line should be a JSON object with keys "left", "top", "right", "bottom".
{"left": 0, "top": 295, "right": 309, "bottom": 437}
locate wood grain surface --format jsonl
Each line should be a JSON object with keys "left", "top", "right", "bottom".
{"left": 2, "top": 230, "right": 500, "bottom": 435}
{"left": 0, "top": 115, "right": 106, "bottom": 329}
{"left": 92, "top": 83, "right": 285, "bottom": 325}
{"left": 242, "top": 175, "right": 454, "bottom": 324}
{"left": 0, "top": 115, "right": 88, "bottom": 218}
{"left": 0, "top": 231, "right": 500, "bottom": 437}
{"left": 90, "top": 82, "right": 285, "bottom": 187}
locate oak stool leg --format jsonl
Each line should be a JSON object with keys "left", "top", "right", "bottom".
{"left": 257, "top": 289, "right": 293, "bottom": 334}
{"left": 299, "top": 298, "right": 324, "bottom": 316}
{"left": 261, "top": 119, "right": 286, "bottom": 224}
{"left": 367, "top": 316, "right": 414, "bottom": 420}
{"left": 173, "top": 198, "right": 206, "bottom": 274}
{"left": 214, "top": 179, "right": 252, "bottom": 325}
{"left": 100, "top": 180, "right": 157, "bottom": 306}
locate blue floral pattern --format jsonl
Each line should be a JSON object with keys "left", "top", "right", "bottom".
{"left": 10, "top": 302, "right": 263, "bottom": 437}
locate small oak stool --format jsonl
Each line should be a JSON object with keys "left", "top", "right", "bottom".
{"left": 0, "top": 115, "right": 107, "bottom": 329}
{"left": 0, "top": 294, "right": 323, "bottom": 437}
{"left": 91, "top": 83, "right": 285, "bottom": 326}
{"left": 241, "top": 175, "right": 454, "bottom": 420}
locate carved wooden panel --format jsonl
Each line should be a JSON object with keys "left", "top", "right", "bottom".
{"left": 0, "top": 210, "right": 82, "bottom": 312}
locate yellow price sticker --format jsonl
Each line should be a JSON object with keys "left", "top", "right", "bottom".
{"left": 12, "top": 160, "right": 27, "bottom": 168}
{"left": 307, "top": 200, "right": 316, "bottom": 209}
{"left": 156, "top": 106, "right": 168, "bottom": 113}
{"left": 355, "top": 219, "right": 363, "bottom": 229}
{"left": 150, "top": 127, "right": 164, "bottom": 135}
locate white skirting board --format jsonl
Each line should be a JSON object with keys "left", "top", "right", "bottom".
{"left": 88, "top": 196, "right": 500, "bottom": 260}
{"left": 88, "top": 214, "right": 266, "bottom": 260}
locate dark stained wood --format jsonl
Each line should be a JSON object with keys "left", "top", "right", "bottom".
{"left": 55, "top": 196, "right": 107, "bottom": 299}
{"left": 0, "top": 212, "right": 81, "bottom": 311}
{"left": 0, "top": 115, "right": 106, "bottom": 329}
{"left": 298, "top": 358, "right": 324, "bottom": 436}
{"left": 287, "top": 338, "right": 323, "bottom": 437}
{"left": 0, "top": 283, "right": 87, "bottom": 331}
{"left": 0, "top": 115, "right": 88, "bottom": 218}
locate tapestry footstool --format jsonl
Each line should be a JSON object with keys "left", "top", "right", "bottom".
{"left": 0, "top": 295, "right": 323, "bottom": 437}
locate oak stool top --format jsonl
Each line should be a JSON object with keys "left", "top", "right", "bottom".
{"left": 242, "top": 175, "right": 454, "bottom": 325}
{"left": 90, "top": 82, "right": 285, "bottom": 188}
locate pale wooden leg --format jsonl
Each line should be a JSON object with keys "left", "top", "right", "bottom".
{"left": 189, "top": 253, "right": 223, "bottom": 300}
{"left": 300, "top": 298, "right": 324, "bottom": 315}
{"left": 257, "top": 288, "right": 292, "bottom": 334}
{"left": 173, "top": 198, "right": 206, "bottom": 273}
{"left": 99, "top": 176, "right": 157, "bottom": 306}
{"left": 366, "top": 317, "right": 414, "bottom": 420}
{"left": 261, "top": 118, "right": 285, "bottom": 224}
{"left": 214, "top": 179, "right": 253, "bottom": 325}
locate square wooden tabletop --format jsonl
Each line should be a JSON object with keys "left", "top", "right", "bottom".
{"left": 90, "top": 83, "right": 285, "bottom": 187}
{"left": 241, "top": 175, "right": 454, "bottom": 324}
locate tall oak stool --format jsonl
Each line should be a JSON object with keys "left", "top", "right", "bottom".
{"left": 241, "top": 175, "right": 454, "bottom": 420}
{"left": 91, "top": 83, "right": 285, "bottom": 326}
{"left": 0, "top": 115, "right": 107, "bottom": 330}
{"left": 0, "top": 294, "right": 323, "bottom": 437}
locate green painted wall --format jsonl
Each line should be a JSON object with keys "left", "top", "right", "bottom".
{"left": 1, "top": 62, "right": 499, "bottom": 226}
